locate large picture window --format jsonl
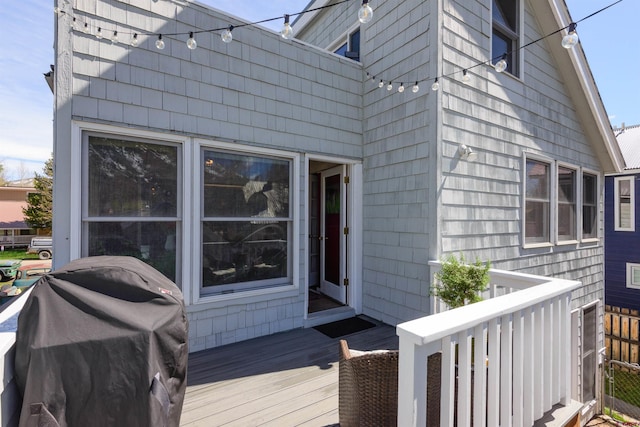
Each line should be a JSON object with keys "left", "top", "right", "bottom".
{"left": 557, "top": 165, "right": 577, "bottom": 242}
{"left": 614, "top": 176, "right": 635, "bottom": 231}
{"left": 492, "top": 0, "right": 520, "bottom": 76}
{"left": 525, "top": 158, "right": 550, "bottom": 244}
{"left": 201, "top": 149, "right": 292, "bottom": 293}
{"left": 84, "top": 135, "right": 180, "bottom": 283}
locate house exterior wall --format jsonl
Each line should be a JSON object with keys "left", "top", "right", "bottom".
{"left": 605, "top": 172, "right": 640, "bottom": 311}
{"left": 53, "top": 0, "right": 362, "bottom": 352}
{"left": 438, "top": 0, "right": 605, "bottom": 312}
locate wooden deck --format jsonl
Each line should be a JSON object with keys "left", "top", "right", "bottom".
{"left": 181, "top": 317, "right": 398, "bottom": 426}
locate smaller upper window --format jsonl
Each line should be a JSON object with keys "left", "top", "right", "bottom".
{"left": 627, "top": 263, "right": 640, "bottom": 289}
{"left": 333, "top": 29, "right": 360, "bottom": 62}
{"left": 557, "top": 165, "right": 577, "bottom": 242}
{"left": 524, "top": 157, "right": 551, "bottom": 245}
{"left": 614, "top": 176, "right": 635, "bottom": 231}
{"left": 492, "top": 0, "right": 520, "bottom": 76}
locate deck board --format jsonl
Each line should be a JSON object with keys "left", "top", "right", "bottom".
{"left": 181, "top": 317, "right": 398, "bottom": 426}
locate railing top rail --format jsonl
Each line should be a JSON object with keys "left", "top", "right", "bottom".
{"left": 397, "top": 271, "right": 580, "bottom": 346}
{"left": 428, "top": 260, "right": 550, "bottom": 288}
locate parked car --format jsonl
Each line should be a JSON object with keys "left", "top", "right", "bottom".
{"left": 13, "top": 266, "right": 51, "bottom": 289}
{"left": 0, "top": 260, "right": 21, "bottom": 282}
{"left": 27, "top": 237, "right": 53, "bottom": 260}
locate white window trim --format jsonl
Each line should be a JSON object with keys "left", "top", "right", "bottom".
{"left": 627, "top": 263, "right": 640, "bottom": 289}
{"left": 580, "top": 168, "right": 600, "bottom": 242}
{"left": 327, "top": 22, "right": 361, "bottom": 60}
{"left": 192, "top": 138, "right": 301, "bottom": 306}
{"left": 614, "top": 176, "right": 635, "bottom": 232}
{"left": 556, "top": 162, "right": 578, "bottom": 245}
{"left": 523, "top": 153, "right": 553, "bottom": 248}
{"left": 490, "top": 0, "right": 524, "bottom": 78}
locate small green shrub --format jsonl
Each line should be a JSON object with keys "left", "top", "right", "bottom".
{"left": 431, "top": 253, "right": 490, "bottom": 308}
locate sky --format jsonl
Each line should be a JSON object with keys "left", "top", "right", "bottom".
{"left": 0, "top": 0, "right": 638, "bottom": 181}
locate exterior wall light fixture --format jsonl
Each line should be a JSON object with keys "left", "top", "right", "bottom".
{"left": 459, "top": 144, "right": 477, "bottom": 161}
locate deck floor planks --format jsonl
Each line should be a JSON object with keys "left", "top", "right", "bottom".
{"left": 181, "top": 317, "right": 398, "bottom": 426}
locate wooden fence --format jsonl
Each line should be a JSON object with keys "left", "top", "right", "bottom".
{"left": 605, "top": 305, "right": 640, "bottom": 364}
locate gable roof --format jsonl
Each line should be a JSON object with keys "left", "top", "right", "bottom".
{"left": 614, "top": 124, "right": 640, "bottom": 170}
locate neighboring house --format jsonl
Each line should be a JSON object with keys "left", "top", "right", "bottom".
{"left": 51, "top": 0, "right": 624, "bottom": 416}
{"left": 0, "top": 185, "right": 37, "bottom": 248}
{"left": 605, "top": 124, "right": 640, "bottom": 311}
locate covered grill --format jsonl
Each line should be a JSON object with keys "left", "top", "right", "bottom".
{"left": 15, "top": 256, "right": 188, "bottom": 427}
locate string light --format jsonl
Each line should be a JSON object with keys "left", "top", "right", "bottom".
{"left": 187, "top": 32, "right": 197, "bottom": 49}
{"left": 60, "top": 0, "right": 620, "bottom": 98}
{"left": 494, "top": 54, "right": 507, "bottom": 73}
{"left": 358, "top": 0, "right": 373, "bottom": 24}
{"left": 221, "top": 25, "right": 234, "bottom": 43}
{"left": 281, "top": 15, "right": 293, "bottom": 40}
{"left": 562, "top": 22, "right": 579, "bottom": 49}
{"left": 155, "top": 34, "right": 165, "bottom": 50}
{"left": 462, "top": 69, "right": 470, "bottom": 83}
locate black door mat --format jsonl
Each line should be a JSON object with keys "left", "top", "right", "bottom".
{"left": 313, "top": 316, "right": 376, "bottom": 338}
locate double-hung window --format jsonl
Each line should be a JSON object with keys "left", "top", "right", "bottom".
{"left": 582, "top": 172, "right": 598, "bottom": 239}
{"left": 492, "top": 0, "right": 520, "bottom": 76}
{"left": 525, "top": 157, "right": 551, "bottom": 244}
{"left": 84, "top": 134, "right": 181, "bottom": 283}
{"left": 201, "top": 148, "right": 292, "bottom": 294}
{"left": 557, "top": 165, "right": 577, "bottom": 242}
{"left": 614, "top": 176, "right": 635, "bottom": 231}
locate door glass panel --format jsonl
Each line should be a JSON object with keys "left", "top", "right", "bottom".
{"left": 324, "top": 174, "right": 340, "bottom": 285}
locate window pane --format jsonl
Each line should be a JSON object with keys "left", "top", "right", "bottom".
{"left": 334, "top": 43, "right": 347, "bottom": 56}
{"left": 632, "top": 266, "right": 640, "bottom": 285}
{"left": 558, "top": 167, "right": 576, "bottom": 241}
{"left": 202, "top": 221, "right": 288, "bottom": 287}
{"left": 87, "top": 221, "right": 178, "bottom": 282}
{"left": 203, "top": 150, "right": 290, "bottom": 218}
{"left": 525, "top": 159, "right": 550, "bottom": 244}
{"left": 618, "top": 179, "right": 632, "bottom": 229}
{"left": 583, "top": 173, "right": 597, "bottom": 238}
{"left": 492, "top": 30, "right": 514, "bottom": 74}
{"left": 88, "top": 137, "right": 178, "bottom": 217}
{"left": 493, "top": 0, "right": 516, "bottom": 31}
{"left": 582, "top": 306, "right": 597, "bottom": 401}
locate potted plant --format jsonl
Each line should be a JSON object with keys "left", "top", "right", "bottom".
{"left": 431, "top": 253, "right": 490, "bottom": 309}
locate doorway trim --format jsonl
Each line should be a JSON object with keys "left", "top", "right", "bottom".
{"left": 304, "top": 155, "right": 362, "bottom": 325}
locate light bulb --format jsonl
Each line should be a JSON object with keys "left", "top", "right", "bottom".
{"left": 156, "top": 34, "right": 165, "bottom": 50}
{"left": 494, "top": 55, "right": 507, "bottom": 73}
{"left": 431, "top": 78, "right": 439, "bottom": 91}
{"left": 130, "top": 33, "right": 139, "bottom": 47}
{"left": 562, "top": 23, "right": 578, "bottom": 49}
{"left": 95, "top": 27, "right": 103, "bottom": 39}
{"left": 378, "top": 80, "right": 384, "bottom": 88}
{"left": 111, "top": 31, "right": 119, "bottom": 44}
{"left": 412, "top": 82, "right": 420, "bottom": 93}
{"left": 221, "top": 25, "right": 233, "bottom": 43}
{"left": 187, "top": 32, "right": 197, "bottom": 50}
{"left": 398, "top": 83, "right": 405, "bottom": 93}
{"left": 54, "top": 6, "right": 61, "bottom": 14}
{"left": 281, "top": 15, "right": 294, "bottom": 40}
{"left": 83, "top": 23, "right": 90, "bottom": 34}
{"left": 386, "top": 83, "right": 393, "bottom": 91}
{"left": 358, "top": 0, "right": 373, "bottom": 24}
{"left": 462, "top": 69, "right": 470, "bottom": 83}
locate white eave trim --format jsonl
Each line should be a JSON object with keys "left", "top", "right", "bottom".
{"left": 547, "top": 0, "right": 625, "bottom": 173}
{"left": 292, "top": 0, "right": 330, "bottom": 31}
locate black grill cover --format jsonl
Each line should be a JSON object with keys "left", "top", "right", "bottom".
{"left": 15, "top": 256, "right": 188, "bottom": 427}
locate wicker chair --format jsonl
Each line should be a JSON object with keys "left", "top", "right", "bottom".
{"left": 338, "top": 340, "right": 442, "bottom": 427}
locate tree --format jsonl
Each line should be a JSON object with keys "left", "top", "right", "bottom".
{"left": 0, "top": 161, "right": 7, "bottom": 186}
{"left": 23, "top": 156, "right": 53, "bottom": 232}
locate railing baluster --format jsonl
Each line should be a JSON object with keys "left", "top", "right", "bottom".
{"left": 441, "top": 335, "right": 456, "bottom": 427}
{"left": 398, "top": 339, "right": 431, "bottom": 426}
{"left": 487, "top": 318, "right": 500, "bottom": 427}
{"left": 534, "top": 302, "right": 544, "bottom": 420}
{"left": 458, "top": 330, "right": 472, "bottom": 427}
{"left": 500, "top": 314, "right": 513, "bottom": 427}
{"left": 473, "top": 323, "right": 487, "bottom": 427}
{"left": 552, "top": 295, "right": 562, "bottom": 403}
{"left": 543, "top": 299, "right": 553, "bottom": 412}
{"left": 513, "top": 309, "right": 524, "bottom": 427}
{"left": 523, "top": 306, "right": 535, "bottom": 426}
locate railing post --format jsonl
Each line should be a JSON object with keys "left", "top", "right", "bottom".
{"left": 398, "top": 338, "right": 432, "bottom": 426}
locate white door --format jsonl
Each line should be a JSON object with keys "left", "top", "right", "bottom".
{"left": 319, "top": 165, "right": 347, "bottom": 303}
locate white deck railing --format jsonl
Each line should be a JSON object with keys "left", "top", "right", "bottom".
{"left": 397, "top": 265, "right": 581, "bottom": 427}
